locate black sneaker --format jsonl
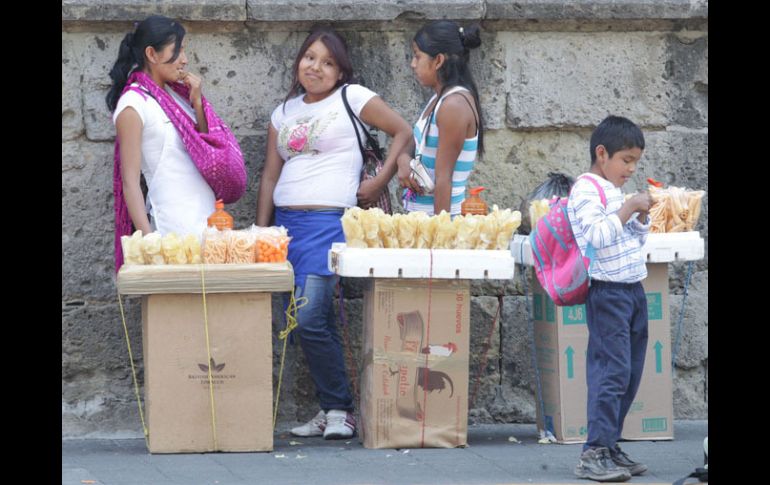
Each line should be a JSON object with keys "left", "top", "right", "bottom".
{"left": 611, "top": 445, "right": 648, "bottom": 476}
{"left": 574, "top": 447, "right": 632, "bottom": 482}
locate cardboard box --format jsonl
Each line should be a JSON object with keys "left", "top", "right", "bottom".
{"left": 360, "top": 279, "right": 470, "bottom": 448}
{"left": 533, "top": 263, "right": 673, "bottom": 443}
{"left": 141, "top": 292, "right": 274, "bottom": 453}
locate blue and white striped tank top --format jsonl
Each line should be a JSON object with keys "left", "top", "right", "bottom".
{"left": 405, "top": 86, "right": 479, "bottom": 216}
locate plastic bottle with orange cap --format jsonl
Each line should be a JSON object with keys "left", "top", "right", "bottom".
{"left": 207, "top": 199, "right": 234, "bottom": 230}
{"left": 461, "top": 186, "right": 488, "bottom": 216}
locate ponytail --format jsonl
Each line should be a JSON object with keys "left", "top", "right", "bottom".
{"left": 105, "top": 33, "right": 141, "bottom": 112}
{"left": 414, "top": 21, "right": 485, "bottom": 154}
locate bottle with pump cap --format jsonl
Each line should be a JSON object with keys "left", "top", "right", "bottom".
{"left": 461, "top": 187, "right": 488, "bottom": 216}
{"left": 207, "top": 199, "right": 234, "bottom": 230}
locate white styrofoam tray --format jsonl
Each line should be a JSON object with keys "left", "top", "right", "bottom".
{"left": 510, "top": 231, "right": 705, "bottom": 266}
{"left": 328, "top": 243, "right": 515, "bottom": 279}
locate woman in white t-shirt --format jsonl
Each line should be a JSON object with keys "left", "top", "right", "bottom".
{"left": 106, "top": 16, "right": 215, "bottom": 239}
{"left": 256, "top": 27, "right": 412, "bottom": 440}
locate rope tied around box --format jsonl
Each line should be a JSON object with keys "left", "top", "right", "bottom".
{"left": 117, "top": 290, "right": 149, "bottom": 448}
{"left": 417, "top": 249, "right": 435, "bottom": 447}
{"left": 273, "top": 288, "right": 307, "bottom": 429}
{"left": 198, "top": 264, "right": 219, "bottom": 451}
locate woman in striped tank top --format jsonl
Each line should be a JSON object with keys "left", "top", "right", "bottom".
{"left": 397, "top": 20, "right": 485, "bottom": 216}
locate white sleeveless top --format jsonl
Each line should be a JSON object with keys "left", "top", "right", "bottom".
{"left": 113, "top": 84, "right": 215, "bottom": 237}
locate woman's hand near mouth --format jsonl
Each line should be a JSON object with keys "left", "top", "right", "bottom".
{"left": 178, "top": 70, "right": 203, "bottom": 109}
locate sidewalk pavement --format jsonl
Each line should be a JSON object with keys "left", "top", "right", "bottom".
{"left": 63, "top": 420, "right": 706, "bottom": 485}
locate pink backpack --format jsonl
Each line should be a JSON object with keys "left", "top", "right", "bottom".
{"left": 529, "top": 175, "right": 606, "bottom": 306}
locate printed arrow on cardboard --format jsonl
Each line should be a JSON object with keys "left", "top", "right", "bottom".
{"left": 565, "top": 346, "right": 575, "bottom": 379}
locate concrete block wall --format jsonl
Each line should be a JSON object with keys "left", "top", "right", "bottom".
{"left": 62, "top": 0, "right": 707, "bottom": 437}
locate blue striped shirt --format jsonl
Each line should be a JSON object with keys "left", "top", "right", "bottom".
{"left": 405, "top": 86, "right": 478, "bottom": 216}
{"left": 566, "top": 173, "right": 650, "bottom": 283}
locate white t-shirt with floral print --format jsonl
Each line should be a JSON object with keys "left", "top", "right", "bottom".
{"left": 270, "top": 83, "right": 378, "bottom": 207}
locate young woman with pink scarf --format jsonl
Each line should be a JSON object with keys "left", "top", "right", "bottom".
{"left": 106, "top": 15, "right": 247, "bottom": 270}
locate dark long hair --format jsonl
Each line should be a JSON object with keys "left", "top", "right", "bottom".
{"left": 282, "top": 27, "right": 354, "bottom": 111}
{"left": 105, "top": 15, "right": 186, "bottom": 112}
{"left": 414, "top": 21, "right": 485, "bottom": 154}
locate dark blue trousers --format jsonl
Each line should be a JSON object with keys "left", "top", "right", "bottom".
{"left": 583, "top": 280, "right": 648, "bottom": 451}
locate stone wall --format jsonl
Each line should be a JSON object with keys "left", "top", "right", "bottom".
{"left": 62, "top": 0, "right": 708, "bottom": 437}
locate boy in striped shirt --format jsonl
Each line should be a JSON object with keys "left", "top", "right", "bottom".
{"left": 567, "top": 116, "right": 654, "bottom": 482}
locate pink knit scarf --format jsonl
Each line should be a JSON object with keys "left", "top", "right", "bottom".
{"left": 113, "top": 71, "right": 247, "bottom": 271}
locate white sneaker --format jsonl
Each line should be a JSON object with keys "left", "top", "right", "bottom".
{"left": 290, "top": 410, "right": 326, "bottom": 437}
{"left": 323, "top": 409, "right": 356, "bottom": 440}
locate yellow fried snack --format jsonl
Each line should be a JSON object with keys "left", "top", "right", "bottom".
{"left": 121, "top": 230, "right": 145, "bottom": 265}
{"left": 477, "top": 210, "right": 499, "bottom": 249}
{"left": 493, "top": 206, "right": 522, "bottom": 250}
{"left": 141, "top": 232, "right": 165, "bottom": 265}
{"left": 359, "top": 207, "right": 383, "bottom": 248}
{"left": 227, "top": 230, "right": 257, "bottom": 263}
{"left": 686, "top": 190, "right": 705, "bottom": 231}
{"left": 202, "top": 227, "right": 228, "bottom": 263}
{"left": 336, "top": 206, "right": 528, "bottom": 249}
{"left": 182, "top": 234, "right": 202, "bottom": 264}
{"left": 415, "top": 211, "right": 435, "bottom": 248}
{"left": 455, "top": 214, "right": 482, "bottom": 249}
{"left": 161, "top": 232, "right": 187, "bottom": 264}
{"left": 395, "top": 213, "right": 418, "bottom": 248}
{"left": 378, "top": 211, "right": 399, "bottom": 248}
{"left": 431, "top": 211, "right": 454, "bottom": 249}
{"left": 646, "top": 186, "right": 706, "bottom": 233}
{"left": 648, "top": 199, "right": 667, "bottom": 233}
{"left": 341, "top": 207, "right": 367, "bottom": 248}
{"left": 529, "top": 199, "right": 551, "bottom": 228}
{"left": 664, "top": 186, "right": 687, "bottom": 232}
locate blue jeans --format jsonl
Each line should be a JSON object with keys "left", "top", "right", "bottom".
{"left": 289, "top": 274, "right": 354, "bottom": 412}
{"left": 583, "top": 280, "right": 648, "bottom": 451}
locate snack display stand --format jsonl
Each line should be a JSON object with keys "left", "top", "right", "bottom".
{"left": 329, "top": 243, "right": 516, "bottom": 279}
{"left": 510, "top": 232, "right": 704, "bottom": 266}
{"left": 510, "top": 232, "right": 704, "bottom": 443}
{"left": 116, "top": 262, "right": 293, "bottom": 453}
{"left": 329, "top": 243, "right": 515, "bottom": 449}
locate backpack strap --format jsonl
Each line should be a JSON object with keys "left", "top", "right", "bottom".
{"left": 576, "top": 175, "right": 607, "bottom": 207}
{"left": 572, "top": 175, "right": 607, "bottom": 278}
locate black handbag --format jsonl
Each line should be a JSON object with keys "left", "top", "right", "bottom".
{"left": 341, "top": 85, "right": 392, "bottom": 214}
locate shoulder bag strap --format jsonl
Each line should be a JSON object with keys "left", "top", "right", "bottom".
{"left": 341, "top": 85, "right": 383, "bottom": 158}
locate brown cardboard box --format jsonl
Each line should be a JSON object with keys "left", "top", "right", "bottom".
{"left": 360, "top": 279, "right": 470, "bottom": 448}
{"left": 141, "top": 292, "right": 274, "bottom": 453}
{"left": 533, "top": 263, "right": 673, "bottom": 443}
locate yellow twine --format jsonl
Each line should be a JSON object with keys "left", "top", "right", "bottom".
{"left": 199, "top": 264, "right": 219, "bottom": 451}
{"left": 117, "top": 291, "right": 149, "bottom": 448}
{"left": 273, "top": 289, "right": 307, "bottom": 428}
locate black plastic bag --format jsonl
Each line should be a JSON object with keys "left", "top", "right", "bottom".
{"left": 518, "top": 172, "right": 575, "bottom": 235}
